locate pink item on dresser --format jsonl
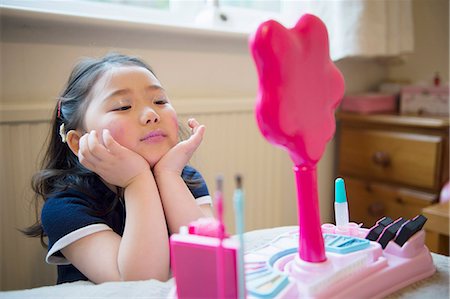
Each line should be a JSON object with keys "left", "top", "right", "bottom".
{"left": 440, "top": 181, "right": 450, "bottom": 203}
{"left": 340, "top": 93, "right": 397, "bottom": 114}
{"left": 400, "top": 85, "right": 449, "bottom": 116}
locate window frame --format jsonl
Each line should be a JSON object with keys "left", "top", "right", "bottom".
{"left": 1, "top": 0, "right": 290, "bottom": 37}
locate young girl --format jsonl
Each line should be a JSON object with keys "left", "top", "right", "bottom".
{"left": 24, "top": 53, "right": 213, "bottom": 284}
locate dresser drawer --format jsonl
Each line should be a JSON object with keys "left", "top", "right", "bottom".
{"left": 339, "top": 128, "right": 443, "bottom": 190}
{"left": 345, "top": 177, "right": 437, "bottom": 228}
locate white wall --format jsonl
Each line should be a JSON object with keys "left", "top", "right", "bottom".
{"left": 388, "top": 0, "right": 449, "bottom": 84}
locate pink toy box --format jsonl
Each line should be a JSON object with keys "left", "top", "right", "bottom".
{"left": 170, "top": 233, "right": 239, "bottom": 299}
{"left": 340, "top": 93, "right": 397, "bottom": 114}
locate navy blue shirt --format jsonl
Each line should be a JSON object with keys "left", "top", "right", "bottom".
{"left": 41, "top": 165, "right": 210, "bottom": 284}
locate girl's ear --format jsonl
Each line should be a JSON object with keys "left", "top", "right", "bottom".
{"left": 66, "top": 130, "right": 82, "bottom": 156}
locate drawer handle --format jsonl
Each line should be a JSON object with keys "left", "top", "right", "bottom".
{"left": 396, "top": 197, "right": 404, "bottom": 204}
{"left": 372, "top": 151, "right": 391, "bottom": 167}
{"left": 368, "top": 202, "right": 385, "bottom": 217}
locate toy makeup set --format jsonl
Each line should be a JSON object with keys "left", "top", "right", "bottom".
{"left": 169, "top": 13, "right": 435, "bottom": 299}
{"left": 240, "top": 180, "right": 433, "bottom": 299}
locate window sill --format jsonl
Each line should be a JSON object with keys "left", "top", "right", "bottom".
{"left": 1, "top": 1, "right": 277, "bottom": 41}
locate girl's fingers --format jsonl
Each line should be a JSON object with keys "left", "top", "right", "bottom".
{"left": 78, "top": 133, "right": 92, "bottom": 159}
{"left": 87, "top": 130, "right": 109, "bottom": 160}
{"left": 78, "top": 151, "right": 97, "bottom": 172}
{"left": 188, "top": 118, "right": 200, "bottom": 132}
{"left": 194, "top": 125, "right": 205, "bottom": 141}
{"left": 186, "top": 125, "right": 205, "bottom": 150}
{"left": 78, "top": 133, "right": 97, "bottom": 163}
{"left": 78, "top": 134, "right": 99, "bottom": 170}
{"left": 103, "top": 129, "right": 124, "bottom": 154}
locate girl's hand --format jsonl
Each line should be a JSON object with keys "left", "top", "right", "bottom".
{"left": 78, "top": 129, "right": 150, "bottom": 188}
{"left": 153, "top": 118, "right": 205, "bottom": 176}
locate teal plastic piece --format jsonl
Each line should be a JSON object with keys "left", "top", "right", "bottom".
{"left": 324, "top": 234, "right": 370, "bottom": 254}
{"left": 335, "top": 178, "right": 347, "bottom": 203}
{"left": 247, "top": 272, "right": 290, "bottom": 298}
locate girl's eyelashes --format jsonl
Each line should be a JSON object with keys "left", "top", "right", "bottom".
{"left": 108, "top": 96, "right": 168, "bottom": 111}
{"left": 112, "top": 105, "right": 132, "bottom": 111}
{"left": 110, "top": 98, "right": 132, "bottom": 111}
{"left": 153, "top": 97, "right": 169, "bottom": 105}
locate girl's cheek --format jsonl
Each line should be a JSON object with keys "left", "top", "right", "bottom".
{"left": 101, "top": 120, "right": 128, "bottom": 146}
{"left": 170, "top": 114, "right": 179, "bottom": 145}
{"left": 172, "top": 115, "right": 179, "bottom": 131}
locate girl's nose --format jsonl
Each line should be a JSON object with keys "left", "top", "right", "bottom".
{"left": 142, "top": 108, "right": 160, "bottom": 124}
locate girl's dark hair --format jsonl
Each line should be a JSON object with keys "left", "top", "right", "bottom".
{"left": 23, "top": 53, "right": 197, "bottom": 246}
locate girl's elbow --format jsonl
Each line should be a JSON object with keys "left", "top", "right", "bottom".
{"left": 154, "top": 271, "right": 170, "bottom": 282}
{"left": 120, "top": 269, "right": 170, "bottom": 282}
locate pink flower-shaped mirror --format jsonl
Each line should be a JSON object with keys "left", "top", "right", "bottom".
{"left": 249, "top": 14, "right": 345, "bottom": 262}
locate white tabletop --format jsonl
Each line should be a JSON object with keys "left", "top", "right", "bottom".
{"left": 2, "top": 226, "right": 449, "bottom": 299}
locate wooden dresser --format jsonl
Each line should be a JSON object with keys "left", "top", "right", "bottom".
{"left": 422, "top": 201, "right": 449, "bottom": 255}
{"left": 336, "top": 112, "right": 449, "bottom": 244}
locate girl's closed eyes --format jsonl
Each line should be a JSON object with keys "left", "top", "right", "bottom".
{"left": 110, "top": 98, "right": 168, "bottom": 113}
{"left": 154, "top": 98, "right": 169, "bottom": 105}
{"left": 110, "top": 93, "right": 169, "bottom": 111}
{"left": 109, "top": 98, "right": 132, "bottom": 112}
{"left": 112, "top": 105, "right": 132, "bottom": 111}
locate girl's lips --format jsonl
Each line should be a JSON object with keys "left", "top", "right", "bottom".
{"left": 140, "top": 129, "right": 167, "bottom": 143}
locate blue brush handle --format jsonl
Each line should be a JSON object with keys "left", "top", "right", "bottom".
{"left": 234, "top": 189, "right": 246, "bottom": 299}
